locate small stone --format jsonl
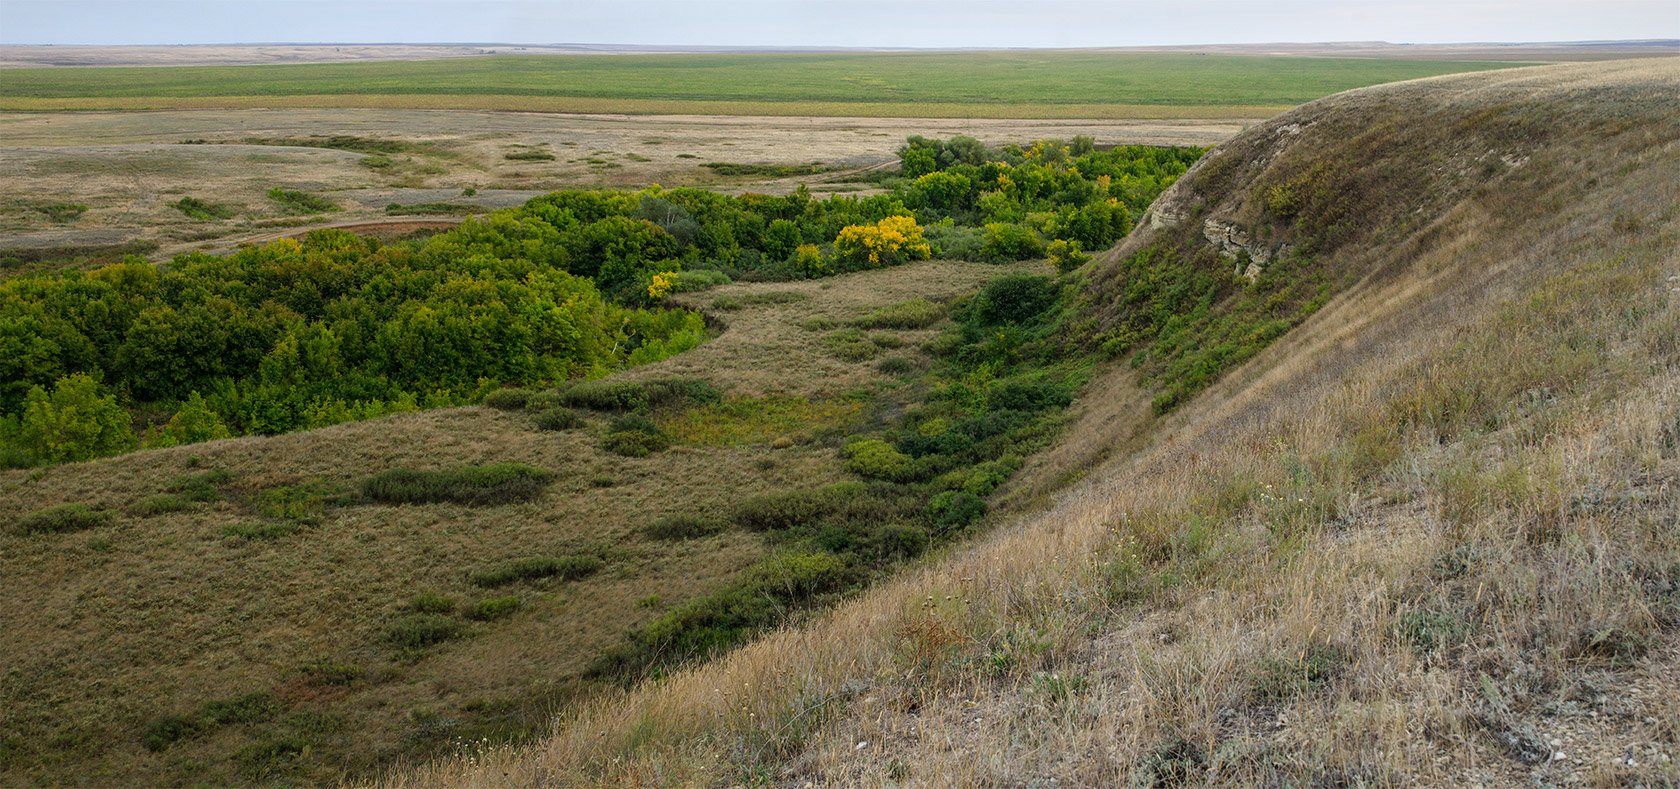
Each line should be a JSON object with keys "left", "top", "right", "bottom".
{"left": 855, "top": 741, "right": 868, "bottom": 750}
{"left": 1553, "top": 752, "right": 1567, "bottom": 761}
{"left": 1551, "top": 739, "right": 1563, "bottom": 747}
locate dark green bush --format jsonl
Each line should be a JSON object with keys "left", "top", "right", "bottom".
{"left": 561, "top": 378, "right": 717, "bottom": 411}
{"left": 504, "top": 150, "right": 557, "bottom": 161}
{"left": 266, "top": 188, "right": 338, "bottom": 215}
{"left": 974, "top": 273, "right": 1057, "bottom": 325}
{"left": 361, "top": 463, "right": 552, "bottom": 506}
{"left": 384, "top": 614, "right": 465, "bottom": 648}
{"left": 533, "top": 406, "right": 584, "bottom": 431}
{"left": 602, "top": 429, "right": 669, "bottom": 457}
{"left": 16, "top": 503, "right": 111, "bottom": 535}
{"left": 469, "top": 554, "right": 603, "bottom": 587}
{"left": 143, "top": 715, "right": 200, "bottom": 752}
{"left": 410, "top": 592, "right": 455, "bottom": 614}
{"left": 988, "top": 379, "right": 1073, "bottom": 412}
{"left": 167, "top": 469, "right": 232, "bottom": 502}
{"left": 466, "top": 596, "right": 521, "bottom": 621}
{"left": 824, "top": 329, "right": 879, "bottom": 362}
{"left": 171, "top": 196, "right": 238, "bottom": 220}
{"left": 643, "top": 513, "right": 727, "bottom": 540}
{"left": 878, "top": 355, "right": 917, "bottom": 376}
{"left": 200, "top": 692, "right": 278, "bottom": 726}
{"left": 481, "top": 388, "right": 533, "bottom": 410}
{"left": 926, "top": 490, "right": 986, "bottom": 532}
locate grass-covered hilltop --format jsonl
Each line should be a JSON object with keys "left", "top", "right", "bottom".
{"left": 368, "top": 58, "right": 1675, "bottom": 787}
{"left": 2, "top": 54, "right": 1677, "bottom": 788}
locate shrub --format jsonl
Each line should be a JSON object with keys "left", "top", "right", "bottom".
{"left": 533, "top": 407, "right": 584, "bottom": 431}
{"left": 266, "top": 188, "right": 338, "bottom": 215}
{"left": 842, "top": 439, "right": 916, "bottom": 482}
{"left": 469, "top": 554, "right": 603, "bottom": 587}
{"left": 975, "top": 273, "right": 1057, "bottom": 325}
{"left": 869, "top": 332, "right": 907, "bottom": 349}
{"left": 504, "top": 150, "right": 556, "bottom": 161}
{"left": 824, "top": 329, "right": 879, "bottom": 362}
{"left": 742, "top": 552, "right": 848, "bottom": 600}
{"left": 980, "top": 222, "right": 1045, "bottom": 261}
{"left": 878, "top": 356, "right": 917, "bottom": 376}
{"left": 167, "top": 469, "right": 232, "bottom": 502}
{"left": 558, "top": 380, "right": 645, "bottom": 410}
{"left": 481, "top": 388, "right": 533, "bottom": 410}
{"left": 602, "top": 428, "right": 669, "bottom": 457}
{"left": 171, "top": 196, "right": 238, "bottom": 221}
{"left": 200, "top": 692, "right": 278, "bottom": 726}
{"left": 523, "top": 388, "right": 563, "bottom": 412}
{"left": 673, "top": 269, "right": 731, "bottom": 292}
{"left": 926, "top": 490, "right": 986, "bottom": 532}
{"left": 16, "top": 503, "right": 110, "bottom": 535}
{"left": 466, "top": 597, "right": 521, "bottom": 621}
{"left": 144, "top": 715, "right": 200, "bottom": 752}
{"left": 130, "top": 494, "right": 194, "bottom": 517}
{"left": 384, "top": 614, "right": 465, "bottom": 649}
{"left": 223, "top": 522, "right": 305, "bottom": 540}
{"left": 853, "top": 298, "right": 944, "bottom": 330}
{"left": 988, "top": 379, "right": 1072, "bottom": 412}
{"left": 410, "top": 592, "right": 455, "bottom": 614}
{"left": 38, "top": 203, "right": 89, "bottom": 222}
{"left": 643, "top": 513, "right": 727, "bottom": 540}
{"left": 361, "top": 463, "right": 553, "bottom": 506}
{"left": 1048, "top": 238, "right": 1091, "bottom": 273}
{"left": 15, "top": 373, "right": 135, "bottom": 463}
{"left": 733, "top": 482, "right": 860, "bottom": 531}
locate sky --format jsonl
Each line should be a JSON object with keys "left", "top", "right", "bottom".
{"left": 2, "top": 0, "right": 1677, "bottom": 48}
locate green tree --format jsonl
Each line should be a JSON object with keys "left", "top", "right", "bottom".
{"left": 901, "top": 148, "right": 937, "bottom": 179}
{"left": 17, "top": 373, "right": 134, "bottom": 463}
{"left": 155, "top": 391, "right": 233, "bottom": 447}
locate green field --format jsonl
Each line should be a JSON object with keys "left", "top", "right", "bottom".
{"left": 0, "top": 52, "right": 1531, "bottom": 117}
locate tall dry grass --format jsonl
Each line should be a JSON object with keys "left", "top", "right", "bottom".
{"left": 374, "top": 58, "right": 1680, "bottom": 787}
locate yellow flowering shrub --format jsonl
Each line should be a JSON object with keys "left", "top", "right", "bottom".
{"left": 833, "top": 215, "right": 932, "bottom": 270}
{"left": 646, "top": 272, "right": 676, "bottom": 302}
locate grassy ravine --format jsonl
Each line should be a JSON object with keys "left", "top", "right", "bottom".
{"left": 0, "top": 52, "right": 1527, "bottom": 116}
{"left": 379, "top": 60, "right": 1680, "bottom": 788}
{"left": 0, "top": 259, "right": 1060, "bottom": 787}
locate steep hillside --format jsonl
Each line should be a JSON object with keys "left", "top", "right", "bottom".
{"left": 384, "top": 58, "right": 1680, "bottom": 786}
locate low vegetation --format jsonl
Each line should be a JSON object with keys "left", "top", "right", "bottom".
{"left": 265, "top": 187, "right": 338, "bottom": 215}
{"left": 360, "top": 463, "right": 553, "bottom": 506}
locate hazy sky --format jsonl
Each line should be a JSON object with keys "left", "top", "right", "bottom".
{"left": 3, "top": 0, "right": 1677, "bottom": 48}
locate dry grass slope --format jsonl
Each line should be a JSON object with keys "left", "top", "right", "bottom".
{"left": 375, "top": 58, "right": 1680, "bottom": 787}
{"left": 0, "top": 259, "right": 1036, "bottom": 786}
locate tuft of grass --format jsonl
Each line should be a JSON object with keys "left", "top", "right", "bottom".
{"left": 480, "top": 388, "right": 533, "bottom": 410}
{"left": 733, "top": 482, "right": 860, "bottom": 531}
{"left": 266, "top": 188, "right": 338, "bottom": 215}
{"left": 823, "top": 328, "right": 880, "bottom": 362}
{"left": 16, "top": 503, "right": 111, "bottom": 535}
{"left": 642, "top": 513, "right": 727, "bottom": 540}
{"left": 853, "top": 297, "right": 944, "bottom": 329}
{"left": 384, "top": 614, "right": 466, "bottom": 649}
{"left": 409, "top": 592, "right": 456, "bottom": 614}
{"left": 36, "top": 203, "right": 88, "bottom": 222}
{"left": 504, "top": 150, "right": 556, "bottom": 161}
{"left": 468, "top": 554, "right": 603, "bottom": 588}
{"left": 170, "top": 196, "right": 238, "bottom": 220}
{"left": 532, "top": 407, "right": 584, "bottom": 431}
{"left": 361, "top": 463, "right": 552, "bottom": 506}
{"left": 465, "top": 597, "right": 521, "bottom": 621}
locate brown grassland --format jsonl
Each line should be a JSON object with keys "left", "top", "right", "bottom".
{"left": 0, "top": 257, "right": 1040, "bottom": 786}
{"left": 372, "top": 58, "right": 1680, "bottom": 787}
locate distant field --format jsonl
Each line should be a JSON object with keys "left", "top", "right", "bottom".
{"left": 0, "top": 52, "right": 1531, "bottom": 117}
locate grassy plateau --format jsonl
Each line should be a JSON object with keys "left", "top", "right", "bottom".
{"left": 0, "top": 52, "right": 1530, "bottom": 117}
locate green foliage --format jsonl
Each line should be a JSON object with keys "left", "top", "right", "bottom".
{"left": 266, "top": 188, "right": 338, "bottom": 215}
{"left": 643, "top": 513, "right": 727, "bottom": 540}
{"left": 926, "top": 490, "right": 986, "bottom": 533}
{"left": 466, "top": 596, "right": 521, "bottom": 621}
{"left": 37, "top": 203, "right": 88, "bottom": 222}
{"left": 384, "top": 202, "right": 486, "bottom": 216}
{"left": 504, "top": 150, "right": 556, "bottom": 161}
{"left": 384, "top": 614, "right": 465, "bottom": 648}
{"left": 171, "top": 196, "right": 238, "bottom": 220}
{"left": 409, "top": 592, "right": 456, "bottom": 614}
{"left": 167, "top": 468, "right": 231, "bottom": 502}
{"left": 975, "top": 273, "right": 1057, "bottom": 326}
{"left": 155, "top": 391, "right": 233, "bottom": 447}
{"left": 853, "top": 297, "right": 944, "bottom": 330}
{"left": 733, "top": 482, "right": 860, "bottom": 531}
{"left": 13, "top": 374, "right": 134, "bottom": 464}
{"left": 672, "top": 269, "right": 731, "bottom": 292}
{"left": 1251, "top": 644, "right": 1344, "bottom": 701}
{"left": 532, "top": 406, "right": 584, "bottom": 431}
{"left": 842, "top": 439, "right": 916, "bottom": 482}
{"left": 823, "top": 328, "right": 880, "bottom": 362}
{"left": 981, "top": 223, "right": 1044, "bottom": 261}
{"left": 130, "top": 493, "right": 194, "bottom": 516}
{"left": 16, "top": 503, "right": 111, "bottom": 535}
{"left": 480, "top": 388, "right": 533, "bottom": 411}
{"left": 702, "top": 162, "right": 836, "bottom": 177}
{"left": 143, "top": 692, "right": 280, "bottom": 753}
{"left": 361, "top": 463, "right": 553, "bottom": 506}
{"left": 602, "top": 412, "right": 670, "bottom": 457}
{"left": 469, "top": 554, "right": 603, "bottom": 587}
{"left": 1047, "top": 239, "right": 1090, "bottom": 273}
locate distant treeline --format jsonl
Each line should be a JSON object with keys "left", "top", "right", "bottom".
{"left": 0, "top": 136, "right": 1200, "bottom": 466}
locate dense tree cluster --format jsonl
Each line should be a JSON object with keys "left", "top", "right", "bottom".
{"left": 0, "top": 137, "right": 1200, "bottom": 465}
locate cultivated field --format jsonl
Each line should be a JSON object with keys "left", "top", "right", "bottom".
{"left": 0, "top": 51, "right": 1531, "bottom": 116}
{"left": 0, "top": 109, "right": 1244, "bottom": 267}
